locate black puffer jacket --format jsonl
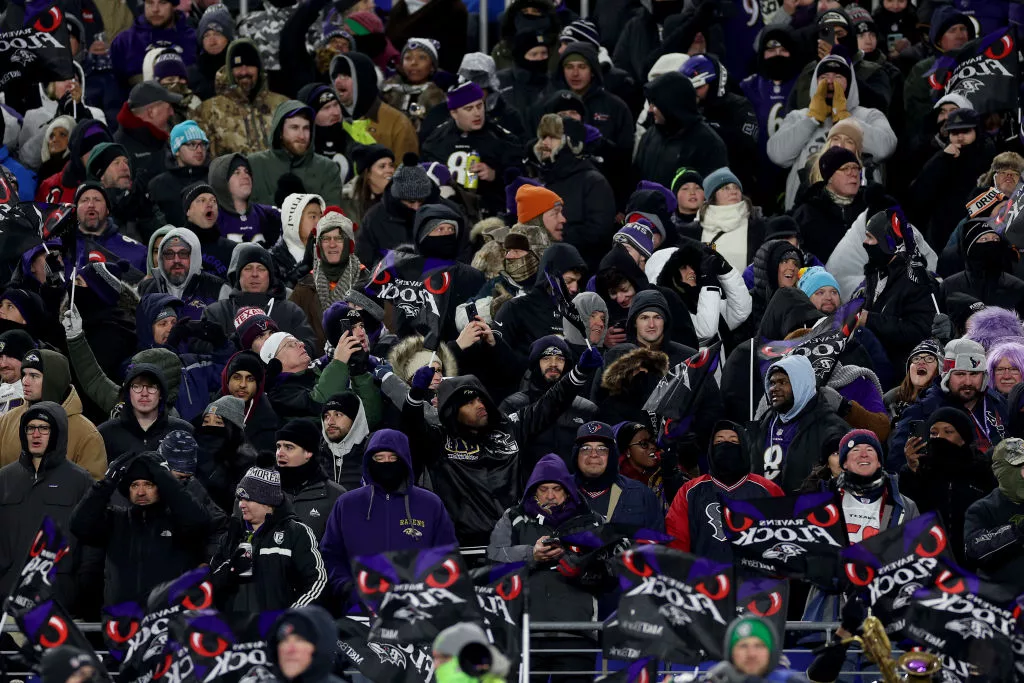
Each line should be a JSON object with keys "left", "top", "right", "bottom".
{"left": 69, "top": 453, "right": 212, "bottom": 604}
{"left": 633, "top": 71, "right": 728, "bottom": 189}
{"left": 0, "top": 403, "right": 94, "bottom": 611}
{"left": 401, "top": 369, "right": 594, "bottom": 546}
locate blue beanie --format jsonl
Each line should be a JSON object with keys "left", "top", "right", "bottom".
{"left": 798, "top": 266, "right": 841, "bottom": 299}
{"left": 838, "top": 429, "right": 882, "bottom": 466}
{"left": 703, "top": 167, "right": 742, "bottom": 200}
{"left": 170, "top": 120, "right": 208, "bottom": 156}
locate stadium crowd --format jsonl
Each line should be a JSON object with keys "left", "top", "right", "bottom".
{"left": 0, "top": 0, "right": 1022, "bottom": 679}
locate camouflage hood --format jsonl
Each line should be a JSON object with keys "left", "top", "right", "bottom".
{"left": 218, "top": 38, "right": 269, "bottom": 102}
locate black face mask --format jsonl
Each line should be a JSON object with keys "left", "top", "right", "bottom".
{"left": 926, "top": 437, "right": 971, "bottom": 477}
{"left": 74, "top": 286, "right": 108, "bottom": 315}
{"left": 709, "top": 442, "right": 749, "bottom": 485}
{"left": 195, "top": 424, "right": 228, "bottom": 457}
{"left": 515, "top": 55, "right": 550, "bottom": 75}
{"left": 368, "top": 459, "right": 407, "bottom": 492}
{"left": 967, "top": 241, "right": 1005, "bottom": 275}
{"left": 513, "top": 14, "right": 550, "bottom": 34}
{"left": 863, "top": 243, "right": 891, "bottom": 270}
{"left": 419, "top": 233, "right": 459, "bottom": 260}
{"left": 651, "top": 0, "right": 683, "bottom": 23}
{"left": 760, "top": 55, "right": 799, "bottom": 82}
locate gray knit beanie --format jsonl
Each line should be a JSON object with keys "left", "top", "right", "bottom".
{"left": 390, "top": 153, "right": 433, "bottom": 202}
{"left": 204, "top": 395, "right": 246, "bottom": 431}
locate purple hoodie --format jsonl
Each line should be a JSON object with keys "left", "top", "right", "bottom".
{"left": 319, "top": 428, "right": 457, "bottom": 597}
{"left": 522, "top": 453, "right": 584, "bottom": 527}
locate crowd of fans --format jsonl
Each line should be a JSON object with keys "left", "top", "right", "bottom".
{"left": 0, "top": 0, "right": 1022, "bottom": 679}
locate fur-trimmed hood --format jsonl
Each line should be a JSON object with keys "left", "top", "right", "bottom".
{"left": 600, "top": 347, "right": 670, "bottom": 396}
{"left": 978, "top": 151, "right": 1024, "bottom": 189}
{"left": 386, "top": 334, "right": 459, "bottom": 383}
{"left": 965, "top": 306, "right": 1024, "bottom": 352}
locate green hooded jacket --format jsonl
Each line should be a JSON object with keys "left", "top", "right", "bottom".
{"left": 247, "top": 99, "right": 343, "bottom": 207}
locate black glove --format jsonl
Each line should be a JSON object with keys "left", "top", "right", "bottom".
{"left": 104, "top": 452, "right": 138, "bottom": 485}
{"left": 56, "top": 91, "right": 83, "bottom": 120}
{"left": 840, "top": 593, "right": 867, "bottom": 635}
{"left": 191, "top": 319, "right": 227, "bottom": 347}
{"left": 348, "top": 349, "right": 369, "bottom": 376}
{"left": 228, "top": 544, "right": 253, "bottom": 577}
{"left": 165, "top": 319, "right": 190, "bottom": 347}
{"left": 264, "top": 358, "right": 283, "bottom": 385}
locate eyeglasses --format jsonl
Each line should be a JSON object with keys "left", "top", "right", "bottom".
{"left": 162, "top": 249, "right": 191, "bottom": 261}
{"left": 130, "top": 383, "right": 159, "bottom": 394}
{"left": 996, "top": 171, "right": 1021, "bottom": 183}
{"left": 910, "top": 355, "right": 937, "bottom": 365}
{"left": 181, "top": 141, "right": 206, "bottom": 150}
{"left": 629, "top": 440, "right": 656, "bottom": 449}
{"left": 995, "top": 366, "right": 1021, "bottom": 375}
{"left": 578, "top": 445, "right": 610, "bottom": 456}
{"left": 25, "top": 425, "right": 50, "bottom": 435}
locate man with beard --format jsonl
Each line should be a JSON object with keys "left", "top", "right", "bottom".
{"left": 499, "top": 336, "right": 597, "bottom": 471}
{"left": 320, "top": 392, "right": 371, "bottom": 491}
{"left": 86, "top": 142, "right": 161, "bottom": 241}
{"left": 0, "top": 349, "right": 106, "bottom": 478}
{"left": 895, "top": 339, "right": 1008, "bottom": 463}
{"left": 274, "top": 419, "right": 344, "bottom": 539}
{"left": 402, "top": 345, "right": 604, "bottom": 546}
{"left": 634, "top": 71, "right": 728, "bottom": 188}
{"left": 196, "top": 39, "right": 288, "bottom": 157}
{"left": 0, "top": 331, "right": 33, "bottom": 415}
{"left": 139, "top": 228, "right": 228, "bottom": 320}
{"left": 570, "top": 421, "right": 663, "bottom": 530}
{"left": 72, "top": 181, "right": 147, "bottom": 276}
{"left": 114, "top": 81, "right": 179, "bottom": 188}
{"left": 750, "top": 355, "right": 848, "bottom": 493}
{"left": 249, "top": 101, "right": 342, "bottom": 206}
{"left": 668, "top": 421, "right": 784, "bottom": 560}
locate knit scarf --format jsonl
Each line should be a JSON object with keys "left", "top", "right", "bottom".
{"left": 826, "top": 187, "right": 854, "bottom": 206}
{"left": 837, "top": 469, "right": 886, "bottom": 498}
{"left": 314, "top": 253, "right": 360, "bottom": 310}
{"left": 701, "top": 201, "right": 749, "bottom": 272}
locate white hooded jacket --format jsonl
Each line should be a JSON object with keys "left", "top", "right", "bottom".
{"left": 18, "top": 63, "right": 106, "bottom": 171}
{"left": 767, "top": 56, "right": 897, "bottom": 210}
